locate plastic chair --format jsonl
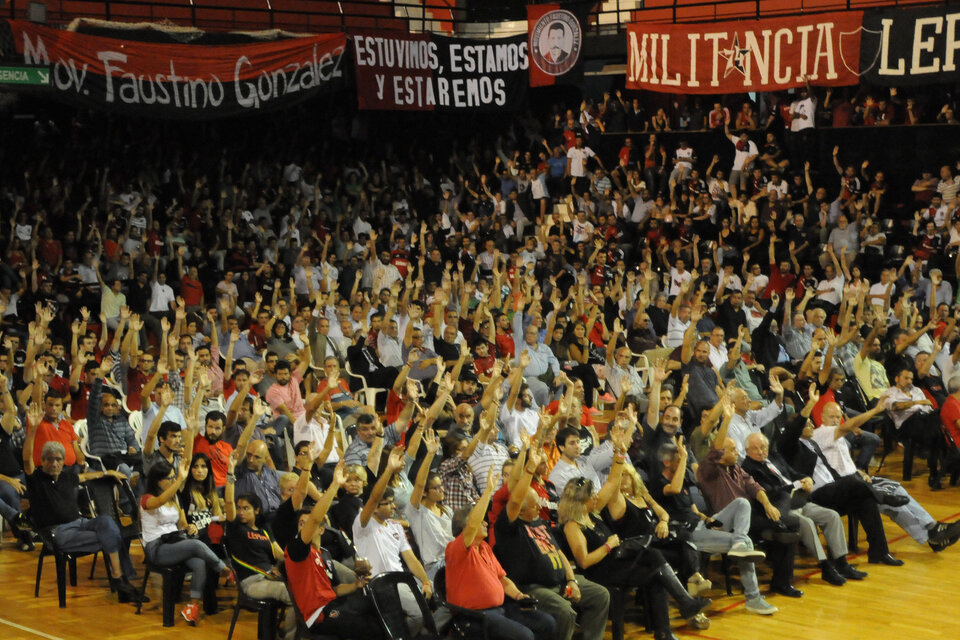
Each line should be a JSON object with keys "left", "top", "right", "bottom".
{"left": 224, "top": 538, "right": 288, "bottom": 640}
{"left": 73, "top": 419, "right": 105, "bottom": 471}
{"left": 368, "top": 571, "right": 439, "bottom": 640}
{"left": 128, "top": 410, "right": 143, "bottom": 444}
{"left": 344, "top": 362, "right": 386, "bottom": 408}
{"left": 136, "top": 554, "right": 219, "bottom": 626}
{"left": 31, "top": 511, "right": 108, "bottom": 608}
{"left": 279, "top": 571, "right": 340, "bottom": 640}
{"left": 433, "top": 567, "right": 488, "bottom": 639}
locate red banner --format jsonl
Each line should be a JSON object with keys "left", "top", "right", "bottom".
{"left": 7, "top": 20, "right": 346, "bottom": 117}
{"left": 626, "top": 12, "right": 864, "bottom": 94}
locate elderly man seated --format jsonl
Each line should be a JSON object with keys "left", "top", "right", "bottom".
{"left": 234, "top": 399, "right": 283, "bottom": 524}
{"left": 23, "top": 404, "right": 142, "bottom": 603}
{"left": 743, "top": 432, "right": 865, "bottom": 586}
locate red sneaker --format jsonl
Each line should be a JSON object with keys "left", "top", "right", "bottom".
{"left": 180, "top": 602, "right": 199, "bottom": 626}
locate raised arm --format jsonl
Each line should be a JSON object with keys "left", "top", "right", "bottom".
{"left": 359, "top": 446, "right": 405, "bottom": 528}
{"left": 409, "top": 429, "right": 440, "bottom": 509}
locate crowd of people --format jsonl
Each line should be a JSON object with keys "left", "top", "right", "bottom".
{"left": 2, "top": 79, "right": 960, "bottom": 640}
{"left": 589, "top": 84, "right": 959, "bottom": 135}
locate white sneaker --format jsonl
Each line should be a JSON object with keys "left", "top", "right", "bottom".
{"left": 745, "top": 597, "right": 778, "bottom": 615}
{"left": 729, "top": 542, "right": 766, "bottom": 561}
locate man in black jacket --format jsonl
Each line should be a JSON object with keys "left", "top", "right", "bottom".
{"left": 776, "top": 390, "right": 901, "bottom": 564}
{"left": 743, "top": 432, "right": 864, "bottom": 585}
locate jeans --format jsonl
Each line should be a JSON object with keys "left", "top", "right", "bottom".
{"left": 522, "top": 575, "right": 610, "bottom": 640}
{"left": 873, "top": 478, "right": 937, "bottom": 544}
{"left": 54, "top": 516, "right": 135, "bottom": 579}
{"left": 688, "top": 497, "right": 761, "bottom": 600}
{"left": 0, "top": 474, "right": 25, "bottom": 522}
{"left": 145, "top": 537, "right": 225, "bottom": 599}
{"left": 845, "top": 430, "right": 881, "bottom": 471}
{"left": 475, "top": 601, "right": 557, "bottom": 640}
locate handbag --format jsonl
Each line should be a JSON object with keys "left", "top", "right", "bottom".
{"left": 159, "top": 530, "right": 191, "bottom": 545}
{"left": 611, "top": 535, "right": 653, "bottom": 561}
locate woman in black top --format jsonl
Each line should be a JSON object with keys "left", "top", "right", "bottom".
{"left": 224, "top": 452, "right": 295, "bottom": 640}
{"left": 558, "top": 441, "right": 710, "bottom": 640}
{"left": 178, "top": 453, "right": 224, "bottom": 551}
{"left": 605, "top": 463, "right": 709, "bottom": 600}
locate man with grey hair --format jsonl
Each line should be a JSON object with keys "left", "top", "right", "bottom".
{"left": 23, "top": 404, "right": 142, "bottom": 602}
{"left": 742, "top": 432, "right": 863, "bottom": 586}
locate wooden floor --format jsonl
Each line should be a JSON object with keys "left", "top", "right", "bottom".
{"left": 1, "top": 451, "right": 958, "bottom": 640}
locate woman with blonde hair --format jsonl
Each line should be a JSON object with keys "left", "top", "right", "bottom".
{"left": 558, "top": 435, "right": 710, "bottom": 640}
{"left": 615, "top": 463, "right": 710, "bottom": 601}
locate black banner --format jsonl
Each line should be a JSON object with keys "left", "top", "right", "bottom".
{"left": 861, "top": 5, "right": 960, "bottom": 85}
{"left": 353, "top": 32, "right": 528, "bottom": 111}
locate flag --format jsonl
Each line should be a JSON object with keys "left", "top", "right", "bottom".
{"left": 527, "top": 2, "right": 590, "bottom": 87}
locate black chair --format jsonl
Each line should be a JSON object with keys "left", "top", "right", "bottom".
{"left": 223, "top": 538, "right": 288, "bottom": 640}
{"left": 433, "top": 567, "right": 488, "bottom": 640}
{"left": 368, "top": 571, "right": 439, "bottom": 640}
{"left": 80, "top": 477, "right": 139, "bottom": 581}
{"left": 30, "top": 476, "right": 137, "bottom": 608}
{"left": 608, "top": 584, "right": 654, "bottom": 640}
{"left": 279, "top": 571, "right": 341, "bottom": 640}
{"left": 135, "top": 554, "right": 220, "bottom": 626}
{"left": 32, "top": 520, "right": 105, "bottom": 608}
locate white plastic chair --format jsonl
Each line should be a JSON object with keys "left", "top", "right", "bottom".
{"left": 73, "top": 419, "right": 105, "bottom": 471}
{"left": 344, "top": 362, "right": 386, "bottom": 408}
{"left": 128, "top": 410, "right": 143, "bottom": 444}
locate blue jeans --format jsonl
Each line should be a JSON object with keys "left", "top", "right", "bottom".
{"left": 54, "top": 516, "right": 135, "bottom": 579}
{"left": 475, "top": 601, "right": 557, "bottom": 640}
{"left": 688, "top": 497, "right": 761, "bottom": 600}
{"left": 145, "top": 537, "right": 226, "bottom": 599}
{"left": 0, "top": 474, "right": 25, "bottom": 522}
{"left": 846, "top": 430, "right": 881, "bottom": 471}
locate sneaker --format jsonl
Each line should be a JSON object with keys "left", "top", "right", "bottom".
{"left": 181, "top": 602, "right": 199, "bottom": 626}
{"left": 744, "top": 597, "right": 778, "bottom": 615}
{"left": 728, "top": 542, "right": 766, "bottom": 561}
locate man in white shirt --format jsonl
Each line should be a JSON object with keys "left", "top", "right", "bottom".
{"left": 571, "top": 210, "right": 595, "bottom": 243}
{"left": 376, "top": 318, "right": 404, "bottom": 368}
{"left": 727, "top": 382, "right": 784, "bottom": 461}
{"left": 725, "top": 124, "right": 758, "bottom": 198}
{"left": 668, "top": 140, "right": 696, "bottom": 193}
{"left": 354, "top": 448, "right": 433, "bottom": 632}
{"left": 292, "top": 394, "right": 340, "bottom": 467}
{"left": 566, "top": 134, "right": 602, "bottom": 196}
{"left": 707, "top": 327, "right": 729, "bottom": 370}
{"left": 668, "top": 258, "right": 693, "bottom": 298}
{"left": 145, "top": 258, "right": 176, "bottom": 341}
{"left": 814, "top": 402, "right": 958, "bottom": 552}
{"left": 880, "top": 368, "right": 944, "bottom": 488}
{"left": 548, "top": 426, "right": 602, "bottom": 496}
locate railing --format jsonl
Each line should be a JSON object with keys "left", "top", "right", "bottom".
{"left": 4, "top": 0, "right": 955, "bottom": 35}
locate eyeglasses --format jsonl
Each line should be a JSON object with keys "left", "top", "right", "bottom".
{"left": 573, "top": 477, "right": 588, "bottom": 487}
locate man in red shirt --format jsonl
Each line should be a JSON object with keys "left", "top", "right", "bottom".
{"left": 762, "top": 237, "right": 796, "bottom": 300}
{"left": 31, "top": 391, "right": 83, "bottom": 469}
{"left": 192, "top": 411, "right": 232, "bottom": 487}
{"left": 939, "top": 376, "right": 960, "bottom": 470}
{"left": 284, "top": 461, "right": 382, "bottom": 639}
{"left": 447, "top": 466, "right": 556, "bottom": 639}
